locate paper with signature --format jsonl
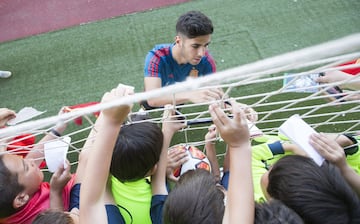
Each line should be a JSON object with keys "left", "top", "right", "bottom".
{"left": 279, "top": 114, "right": 324, "bottom": 166}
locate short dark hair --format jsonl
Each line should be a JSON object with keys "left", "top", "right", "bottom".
{"left": 0, "top": 155, "right": 25, "bottom": 218}
{"left": 176, "top": 11, "right": 214, "bottom": 38}
{"left": 33, "top": 209, "right": 74, "bottom": 224}
{"left": 267, "top": 155, "right": 360, "bottom": 224}
{"left": 110, "top": 120, "right": 163, "bottom": 182}
{"left": 255, "top": 200, "right": 304, "bottom": 224}
{"left": 163, "top": 169, "right": 224, "bottom": 224}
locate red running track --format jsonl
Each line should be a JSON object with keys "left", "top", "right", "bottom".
{"left": 0, "top": 0, "right": 189, "bottom": 43}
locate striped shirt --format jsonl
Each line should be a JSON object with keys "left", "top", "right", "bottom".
{"left": 144, "top": 43, "right": 216, "bottom": 87}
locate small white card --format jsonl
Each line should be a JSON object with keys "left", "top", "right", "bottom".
{"left": 7, "top": 107, "right": 46, "bottom": 125}
{"left": 279, "top": 114, "right": 324, "bottom": 166}
{"left": 44, "top": 136, "right": 71, "bottom": 172}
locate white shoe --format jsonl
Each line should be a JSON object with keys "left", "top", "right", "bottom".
{"left": 0, "top": 71, "right": 12, "bottom": 78}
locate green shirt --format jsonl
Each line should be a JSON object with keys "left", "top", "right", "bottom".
{"left": 251, "top": 134, "right": 291, "bottom": 202}
{"left": 111, "top": 176, "right": 152, "bottom": 224}
{"left": 251, "top": 133, "right": 360, "bottom": 203}
{"left": 252, "top": 143, "right": 274, "bottom": 202}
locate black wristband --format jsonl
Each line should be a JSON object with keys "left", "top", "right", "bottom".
{"left": 50, "top": 129, "right": 61, "bottom": 137}
{"left": 268, "top": 141, "right": 285, "bottom": 155}
{"left": 343, "top": 134, "right": 358, "bottom": 156}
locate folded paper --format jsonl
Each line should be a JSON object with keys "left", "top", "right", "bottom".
{"left": 7, "top": 107, "right": 46, "bottom": 125}
{"left": 44, "top": 136, "right": 71, "bottom": 172}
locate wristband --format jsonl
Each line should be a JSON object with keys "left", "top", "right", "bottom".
{"left": 343, "top": 134, "right": 358, "bottom": 156}
{"left": 268, "top": 141, "right": 284, "bottom": 155}
{"left": 50, "top": 129, "right": 61, "bottom": 137}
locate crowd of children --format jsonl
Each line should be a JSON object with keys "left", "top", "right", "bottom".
{"left": 1, "top": 9, "right": 359, "bottom": 224}
{"left": 1, "top": 82, "right": 359, "bottom": 223}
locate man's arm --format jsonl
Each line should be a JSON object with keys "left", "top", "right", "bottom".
{"left": 144, "top": 77, "right": 224, "bottom": 108}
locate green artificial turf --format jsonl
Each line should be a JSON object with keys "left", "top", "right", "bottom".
{"left": 1, "top": 0, "right": 359, "bottom": 175}
{"left": 1, "top": 0, "right": 359, "bottom": 113}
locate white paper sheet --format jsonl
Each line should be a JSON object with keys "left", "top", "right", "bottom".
{"left": 7, "top": 107, "right": 46, "bottom": 125}
{"left": 44, "top": 136, "right": 71, "bottom": 172}
{"left": 279, "top": 114, "right": 324, "bottom": 166}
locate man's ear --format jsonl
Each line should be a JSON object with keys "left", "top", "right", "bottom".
{"left": 175, "top": 35, "right": 181, "bottom": 45}
{"left": 13, "top": 192, "right": 29, "bottom": 209}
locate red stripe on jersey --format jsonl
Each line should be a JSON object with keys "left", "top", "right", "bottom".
{"left": 205, "top": 51, "right": 216, "bottom": 73}
{"left": 149, "top": 47, "right": 170, "bottom": 77}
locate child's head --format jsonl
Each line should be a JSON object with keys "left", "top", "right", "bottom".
{"left": 110, "top": 116, "right": 163, "bottom": 182}
{"left": 33, "top": 209, "right": 76, "bottom": 224}
{"left": 255, "top": 200, "right": 303, "bottom": 224}
{"left": 0, "top": 154, "right": 43, "bottom": 218}
{"left": 176, "top": 11, "right": 214, "bottom": 39}
{"left": 267, "top": 155, "right": 360, "bottom": 224}
{"left": 163, "top": 169, "right": 225, "bottom": 224}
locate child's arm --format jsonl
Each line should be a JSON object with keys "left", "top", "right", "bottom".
{"left": 80, "top": 84, "right": 133, "bottom": 224}
{"left": 166, "top": 147, "right": 188, "bottom": 182}
{"left": 209, "top": 101, "right": 254, "bottom": 224}
{"left": 204, "top": 125, "right": 221, "bottom": 183}
{"left": 309, "top": 132, "right": 360, "bottom": 197}
{"left": 25, "top": 108, "right": 68, "bottom": 167}
{"left": 49, "top": 160, "right": 72, "bottom": 210}
{"left": 152, "top": 106, "right": 186, "bottom": 195}
{"left": 0, "top": 108, "right": 16, "bottom": 128}
{"left": 235, "top": 102, "right": 258, "bottom": 123}
{"left": 74, "top": 108, "right": 103, "bottom": 185}
{"left": 316, "top": 70, "right": 360, "bottom": 90}
{"left": 150, "top": 106, "right": 186, "bottom": 224}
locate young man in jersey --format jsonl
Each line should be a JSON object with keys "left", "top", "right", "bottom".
{"left": 142, "top": 10, "right": 223, "bottom": 109}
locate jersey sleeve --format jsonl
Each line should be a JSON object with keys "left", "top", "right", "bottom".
{"left": 62, "top": 174, "right": 77, "bottom": 211}
{"left": 252, "top": 143, "right": 276, "bottom": 161}
{"left": 150, "top": 195, "right": 167, "bottom": 224}
{"left": 203, "top": 51, "right": 216, "bottom": 74}
{"left": 144, "top": 50, "right": 162, "bottom": 78}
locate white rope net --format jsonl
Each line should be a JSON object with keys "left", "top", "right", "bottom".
{"left": 1, "top": 33, "right": 359, "bottom": 173}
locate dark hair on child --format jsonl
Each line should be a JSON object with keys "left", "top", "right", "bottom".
{"left": 255, "top": 199, "right": 304, "bottom": 224}
{"left": 110, "top": 115, "right": 163, "bottom": 182}
{"left": 163, "top": 169, "right": 225, "bottom": 224}
{"left": 176, "top": 11, "right": 214, "bottom": 38}
{"left": 33, "top": 209, "right": 74, "bottom": 224}
{"left": 0, "top": 155, "right": 25, "bottom": 218}
{"left": 267, "top": 155, "right": 360, "bottom": 224}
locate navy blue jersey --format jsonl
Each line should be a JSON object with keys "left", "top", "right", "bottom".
{"left": 144, "top": 44, "right": 216, "bottom": 87}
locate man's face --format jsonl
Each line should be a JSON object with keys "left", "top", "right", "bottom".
{"left": 176, "top": 34, "right": 211, "bottom": 65}
{"left": 3, "top": 154, "right": 44, "bottom": 195}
